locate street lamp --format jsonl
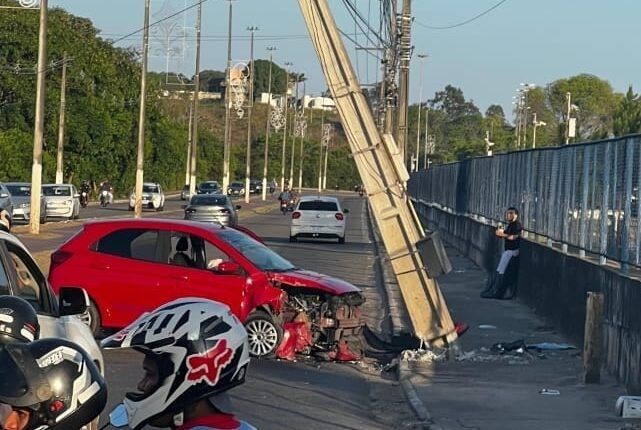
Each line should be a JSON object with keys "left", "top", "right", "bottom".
{"left": 531, "top": 113, "right": 546, "bottom": 149}
{"left": 280, "top": 62, "right": 293, "bottom": 191}
{"left": 261, "top": 46, "right": 277, "bottom": 201}
{"left": 244, "top": 26, "right": 258, "bottom": 204}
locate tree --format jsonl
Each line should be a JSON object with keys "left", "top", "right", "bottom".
{"left": 613, "top": 86, "right": 641, "bottom": 136}
{"left": 485, "top": 104, "right": 505, "bottom": 122}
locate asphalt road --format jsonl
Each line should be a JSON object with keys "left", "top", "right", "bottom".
{"left": 15, "top": 191, "right": 419, "bottom": 429}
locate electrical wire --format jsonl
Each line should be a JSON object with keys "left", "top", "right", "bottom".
{"left": 415, "top": 0, "right": 509, "bottom": 30}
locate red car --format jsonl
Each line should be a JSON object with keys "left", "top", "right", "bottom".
{"left": 48, "top": 219, "right": 364, "bottom": 357}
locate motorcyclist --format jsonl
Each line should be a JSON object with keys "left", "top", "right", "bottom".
{"left": 0, "top": 338, "right": 107, "bottom": 430}
{"left": 269, "top": 179, "right": 277, "bottom": 194}
{"left": 80, "top": 180, "right": 91, "bottom": 206}
{"left": 101, "top": 298, "right": 255, "bottom": 430}
{"left": 99, "top": 180, "right": 114, "bottom": 205}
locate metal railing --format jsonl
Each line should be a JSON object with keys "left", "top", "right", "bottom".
{"left": 409, "top": 134, "right": 641, "bottom": 269}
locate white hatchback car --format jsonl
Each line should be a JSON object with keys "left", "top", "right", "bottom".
{"left": 290, "top": 195, "right": 348, "bottom": 244}
{"left": 129, "top": 182, "right": 165, "bottom": 211}
{"left": 0, "top": 231, "right": 104, "bottom": 373}
{"left": 43, "top": 183, "right": 80, "bottom": 220}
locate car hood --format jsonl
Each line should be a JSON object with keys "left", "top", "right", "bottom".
{"left": 11, "top": 196, "right": 30, "bottom": 205}
{"left": 267, "top": 269, "right": 361, "bottom": 295}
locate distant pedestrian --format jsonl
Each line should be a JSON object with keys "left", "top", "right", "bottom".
{"left": 481, "top": 206, "right": 522, "bottom": 299}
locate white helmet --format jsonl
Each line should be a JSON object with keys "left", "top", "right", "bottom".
{"left": 101, "top": 298, "right": 250, "bottom": 430}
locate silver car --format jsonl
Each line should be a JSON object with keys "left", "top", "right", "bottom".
{"left": 43, "top": 184, "right": 80, "bottom": 220}
{"left": 129, "top": 182, "right": 165, "bottom": 211}
{"left": 183, "top": 194, "right": 240, "bottom": 226}
{"left": 4, "top": 182, "right": 47, "bottom": 224}
{"left": 0, "top": 183, "right": 13, "bottom": 229}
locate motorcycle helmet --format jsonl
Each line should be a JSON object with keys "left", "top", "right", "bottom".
{"left": 101, "top": 298, "right": 250, "bottom": 430}
{"left": 0, "top": 338, "right": 107, "bottom": 430}
{"left": 0, "top": 296, "right": 40, "bottom": 344}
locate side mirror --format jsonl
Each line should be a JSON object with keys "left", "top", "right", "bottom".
{"left": 58, "top": 286, "right": 89, "bottom": 316}
{"left": 217, "top": 261, "right": 242, "bottom": 275}
{"left": 109, "top": 404, "right": 128, "bottom": 428}
{"left": 235, "top": 205, "right": 242, "bottom": 210}
{"left": 73, "top": 193, "right": 80, "bottom": 198}
{"left": 343, "top": 208, "right": 350, "bottom": 213}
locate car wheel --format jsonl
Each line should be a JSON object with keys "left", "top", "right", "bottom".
{"left": 244, "top": 311, "right": 282, "bottom": 358}
{"left": 128, "top": 205, "right": 134, "bottom": 211}
{"left": 338, "top": 236, "right": 345, "bottom": 244}
{"left": 157, "top": 205, "right": 164, "bottom": 212}
{"left": 40, "top": 215, "right": 46, "bottom": 224}
{"left": 289, "top": 235, "right": 297, "bottom": 243}
{"left": 79, "top": 299, "right": 102, "bottom": 337}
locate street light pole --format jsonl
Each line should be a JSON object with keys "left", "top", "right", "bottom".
{"left": 188, "top": 0, "right": 202, "bottom": 197}
{"left": 222, "top": 0, "right": 235, "bottom": 193}
{"left": 415, "top": 54, "right": 427, "bottom": 172}
{"left": 55, "top": 53, "right": 68, "bottom": 184}
{"left": 297, "top": 81, "right": 306, "bottom": 192}
{"left": 280, "top": 62, "right": 292, "bottom": 190}
{"left": 244, "top": 26, "right": 257, "bottom": 204}
{"left": 289, "top": 76, "right": 300, "bottom": 188}
{"left": 133, "top": 0, "right": 151, "bottom": 219}
{"left": 423, "top": 106, "right": 429, "bottom": 169}
{"left": 262, "top": 46, "right": 276, "bottom": 201}
{"left": 29, "top": 0, "right": 48, "bottom": 234}
{"left": 565, "top": 91, "right": 571, "bottom": 145}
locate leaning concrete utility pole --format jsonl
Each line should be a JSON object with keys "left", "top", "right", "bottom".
{"left": 29, "top": 0, "right": 48, "bottom": 234}
{"left": 244, "top": 26, "right": 257, "bottom": 204}
{"left": 134, "top": 0, "right": 151, "bottom": 219}
{"left": 188, "top": 0, "right": 203, "bottom": 197}
{"left": 261, "top": 46, "right": 276, "bottom": 201}
{"left": 222, "top": 0, "right": 234, "bottom": 192}
{"left": 396, "top": 0, "right": 411, "bottom": 166}
{"left": 55, "top": 53, "right": 68, "bottom": 184}
{"left": 299, "top": 0, "right": 457, "bottom": 346}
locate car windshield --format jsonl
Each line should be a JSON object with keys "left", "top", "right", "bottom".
{"left": 230, "top": 182, "right": 243, "bottom": 187}
{"left": 43, "top": 186, "right": 71, "bottom": 196}
{"left": 5, "top": 185, "right": 30, "bottom": 196}
{"left": 143, "top": 185, "right": 159, "bottom": 193}
{"left": 298, "top": 200, "right": 339, "bottom": 211}
{"left": 200, "top": 182, "right": 218, "bottom": 190}
{"left": 191, "top": 196, "right": 227, "bottom": 206}
{"left": 218, "top": 229, "right": 295, "bottom": 272}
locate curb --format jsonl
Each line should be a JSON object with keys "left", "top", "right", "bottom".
{"left": 397, "top": 360, "right": 441, "bottom": 430}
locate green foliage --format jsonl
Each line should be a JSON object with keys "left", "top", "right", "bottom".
{"left": 613, "top": 86, "right": 641, "bottom": 136}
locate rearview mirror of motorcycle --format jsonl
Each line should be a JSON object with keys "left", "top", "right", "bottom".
{"left": 108, "top": 404, "right": 128, "bottom": 428}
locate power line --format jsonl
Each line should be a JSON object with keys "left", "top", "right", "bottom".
{"left": 415, "top": 0, "right": 509, "bottom": 30}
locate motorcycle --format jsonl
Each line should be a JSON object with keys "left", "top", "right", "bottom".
{"left": 280, "top": 199, "right": 289, "bottom": 215}
{"left": 99, "top": 190, "right": 111, "bottom": 208}
{"left": 80, "top": 191, "right": 89, "bottom": 208}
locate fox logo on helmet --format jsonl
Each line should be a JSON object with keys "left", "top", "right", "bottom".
{"left": 186, "top": 339, "right": 233, "bottom": 386}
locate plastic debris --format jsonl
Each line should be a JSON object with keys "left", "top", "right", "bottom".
{"left": 478, "top": 324, "right": 497, "bottom": 330}
{"left": 527, "top": 342, "right": 575, "bottom": 351}
{"left": 616, "top": 396, "right": 641, "bottom": 418}
{"left": 401, "top": 349, "right": 446, "bottom": 363}
{"left": 491, "top": 339, "right": 526, "bottom": 354}
{"left": 539, "top": 389, "right": 560, "bottom": 395}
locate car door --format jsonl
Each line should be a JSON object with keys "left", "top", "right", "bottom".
{"left": 91, "top": 228, "right": 178, "bottom": 328}
{"left": 164, "top": 231, "right": 246, "bottom": 318}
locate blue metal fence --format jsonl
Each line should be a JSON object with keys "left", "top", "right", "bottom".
{"left": 408, "top": 134, "right": 641, "bottom": 269}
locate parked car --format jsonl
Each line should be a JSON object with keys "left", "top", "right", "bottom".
{"left": 0, "top": 231, "right": 104, "bottom": 373}
{"left": 180, "top": 184, "right": 191, "bottom": 201}
{"left": 0, "top": 182, "right": 14, "bottom": 229}
{"left": 227, "top": 181, "right": 246, "bottom": 196}
{"left": 48, "top": 219, "right": 365, "bottom": 358}
{"left": 183, "top": 194, "right": 240, "bottom": 226}
{"left": 42, "top": 184, "right": 80, "bottom": 220}
{"left": 249, "top": 179, "right": 263, "bottom": 194}
{"left": 197, "top": 181, "right": 221, "bottom": 195}
{"left": 4, "top": 182, "right": 47, "bottom": 224}
{"left": 128, "top": 182, "right": 165, "bottom": 211}
{"left": 290, "top": 195, "right": 348, "bottom": 244}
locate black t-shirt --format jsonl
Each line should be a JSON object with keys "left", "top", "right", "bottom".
{"left": 504, "top": 220, "right": 523, "bottom": 250}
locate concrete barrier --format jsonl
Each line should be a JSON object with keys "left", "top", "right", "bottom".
{"left": 416, "top": 201, "right": 641, "bottom": 395}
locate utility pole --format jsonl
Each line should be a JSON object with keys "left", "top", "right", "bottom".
{"left": 280, "top": 62, "right": 292, "bottom": 190}
{"left": 396, "top": 0, "right": 411, "bottom": 166}
{"left": 318, "top": 108, "right": 325, "bottom": 192}
{"left": 262, "top": 46, "right": 276, "bottom": 201}
{"left": 289, "top": 77, "right": 300, "bottom": 188}
{"left": 415, "top": 53, "right": 426, "bottom": 173}
{"left": 134, "top": 0, "right": 151, "bottom": 218}
{"left": 189, "top": 0, "right": 202, "bottom": 197}
{"left": 565, "top": 91, "right": 571, "bottom": 145}
{"left": 29, "top": 0, "right": 48, "bottom": 234}
{"left": 532, "top": 112, "right": 538, "bottom": 149}
{"left": 222, "top": 0, "right": 234, "bottom": 192}
{"left": 322, "top": 124, "right": 330, "bottom": 190}
{"left": 297, "top": 82, "right": 306, "bottom": 192}
{"left": 185, "top": 99, "right": 193, "bottom": 186}
{"left": 244, "top": 26, "right": 257, "bottom": 204}
{"left": 55, "top": 53, "right": 68, "bottom": 184}
{"left": 423, "top": 106, "right": 429, "bottom": 169}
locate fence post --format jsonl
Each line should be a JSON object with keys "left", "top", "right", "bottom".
{"left": 621, "top": 138, "right": 634, "bottom": 274}
{"left": 562, "top": 149, "right": 571, "bottom": 253}
{"left": 547, "top": 150, "right": 559, "bottom": 247}
{"left": 579, "top": 146, "right": 591, "bottom": 258}
{"left": 583, "top": 292, "right": 604, "bottom": 384}
{"left": 600, "top": 143, "right": 611, "bottom": 265}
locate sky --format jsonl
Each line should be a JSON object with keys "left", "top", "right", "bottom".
{"left": 50, "top": 0, "right": 641, "bottom": 119}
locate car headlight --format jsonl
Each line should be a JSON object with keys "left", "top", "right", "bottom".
{"left": 65, "top": 199, "right": 72, "bottom": 206}
{"left": 21, "top": 203, "right": 30, "bottom": 208}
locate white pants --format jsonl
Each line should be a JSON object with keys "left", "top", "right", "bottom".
{"left": 496, "top": 249, "right": 519, "bottom": 275}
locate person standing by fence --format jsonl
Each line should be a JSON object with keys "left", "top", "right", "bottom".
{"left": 482, "top": 206, "right": 522, "bottom": 299}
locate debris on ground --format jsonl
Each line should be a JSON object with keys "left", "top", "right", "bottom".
{"left": 539, "top": 389, "right": 561, "bottom": 395}
{"left": 455, "top": 347, "right": 535, "bottom": 364}
{"left": 527, "top": 342, "right": 576, "bottom": 351}
{"left": 478, "top": 324, "right": 497, "bottom": 330}
{"left": 400, "top": 348, "right": 446, "bottom": 363}
{"left": 616, "top": 396, "right": 641, "bottom": 418}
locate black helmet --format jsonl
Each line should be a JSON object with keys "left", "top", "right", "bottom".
{"left": 0, "top": 338, "right": 107, "bottom": 430}
{"left": 0, "top": 296, "right": 40, "bottom": 343}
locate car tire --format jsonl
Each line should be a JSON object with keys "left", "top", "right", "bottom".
{"left": 157, "top": 205, "right": 164, "bottom": 212}
{"left": 338, "top": 236, "right": 345, "bottom": 244}
{"left": 244, "top": 311, "right": 282, "bottom": 358}
{"left": 289, "top": 235, "right": 297, "bottom": 243}
{"left": 128, "top": 205, "right": 134, "bottom": 211}
{"left": 80, "top": 299, "right": 102, "bottom": 338}
{"left": 40, "top": 215, "right": 46, "bottom": 224}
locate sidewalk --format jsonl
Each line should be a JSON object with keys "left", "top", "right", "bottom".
{"left": 396, "top": 247, "right": 631, "bottom": 430}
